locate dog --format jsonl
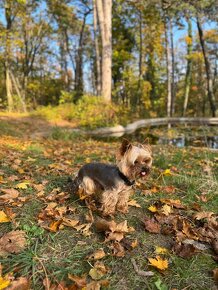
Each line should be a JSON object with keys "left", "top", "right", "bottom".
{"left": 70, "top": 139, "right": 152, "bottom": 216}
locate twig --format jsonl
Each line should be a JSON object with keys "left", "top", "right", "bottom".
{"left": 131, "top": 258, "right": 154, "bottom": 277}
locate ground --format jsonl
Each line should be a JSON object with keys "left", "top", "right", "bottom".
{"left": 0, "top": 115, "right": 217, "bottom": 290}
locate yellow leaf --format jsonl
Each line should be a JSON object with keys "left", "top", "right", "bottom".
{"left": 163, "top": 169, "right": 171, "bottom": 176}
{"left": 148, "top": 256, "right": 168, "bottom": 271}
{"left": 161, "top": 204, "right": 171, "bottom": 216}
{"left": 0, "top": 211, "right": 10, "bottom": 223}
{"left": 0, "top": 276, "right": 11, "bottom": 290}
{"left": 148, "top": 205, "right": 158, "bottom": 213}
{"left": 155, "top": 246, "right": 169, "bottom": 254}
{"left": 17, "top": 168, "right": 25, "bottom": 174}
{"left": 128, "top": 200, "right": 141, "bottom": 208}
{"left": 15, "top": 182, "right": 29, "bottom": 189}
{"left": 131, "top": 239, "right": 138, "bottom": 248}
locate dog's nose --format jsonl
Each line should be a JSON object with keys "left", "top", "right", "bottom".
{"left": 142, "top": 166, "right": 150, "bottom": 174}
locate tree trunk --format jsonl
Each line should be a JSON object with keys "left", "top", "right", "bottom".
{"left": 74, "top": 11, "right": 89, "bottom": 102}
{"left": 196, "top": 16, "right": 217, "bottom": 117}
{"left": 164, "top": 19, "right": 172, "bottom": 120}
{"left": 170, "top": 19, "right": 175, "bottom": 115}
{"left": 10, "top": 71, "right": 27, "bottom": 112}
{"left": 183, "top": 17, "right": 193, "bottom": 116}
{"left": 93, "top": 0, "right": 101, "bottom": 96}
{"left": 96, "top": 0, "right": 112, "bottom": 103}
{"left": 5, "top": 0, "right": 13, "bottom": 112}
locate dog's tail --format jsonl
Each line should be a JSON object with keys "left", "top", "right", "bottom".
{"left": 67, "top": 176, "right": 81, "bottom": 195}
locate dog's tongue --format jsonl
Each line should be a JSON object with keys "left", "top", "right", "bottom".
{"left": 141, "top": 171, "right": 146, "bottom": 176}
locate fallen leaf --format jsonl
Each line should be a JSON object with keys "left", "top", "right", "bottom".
{"left": 173, "top": 243, "right": 199, "bottom": 258}
{"left": 0, "top": 189, "right": 19, "bottom": 200}
{"left": 89, "top": 261, "right": 108, "bottom": 280}
{"left": 194, "top": 211, "right": 215, "bottom": 220}
{"left": 0, "top": 275, "right": 11, "bottom": 289}
{"left": 160, "top": 198, "right": 185, "bottom": 209}
{"left": 6, "top": 277, "right": 29, "bottom": 290}
{"left": 148, "top": 205, "right": 158, "bottom": 213}
{"left": 162, "top": 185, "right": 176, "bottom": 194}
{"left": 15, "top": 182, "right": 29, "bottom": 189}
{"left": 128, "top": 199, "right": 141, "bottom": 208}
{"left": 144, "top": 218, "right": 161, "bottom": 234}
{"left": 74, "top": 223, "right": 92, "bottom": 236}
{"left": 0, "top": 231, "right": 27, "bottom": 257}
{"left": 155, "top": 246, "right": 169, "bottom": 254}
{"left": 68, "top": 274, "right": 86, "bottom": 288}
{"left": 213, "top": 268, "right": 218, "bottom": 284}
{"left": 87, "top": 248, "right": 106, "bottom": 260}
{"left": 49, "top": 220, "right": 63, "bottom": 232}
{"left": 148, "top": 256, "right": 168, "bottom": 271}
{"left": 0, "top": 211, "right": 10, "bottom": 223}
{"left": 161, "top": 204, "right": 171, "bottom": 216}
{"left": 183, "top": 239, "right": 209, "bottom": 251}
{"left": 163, "top": 169, "right": 171, "bottom": 176}
{"left": 131, "top": 239, "right": 138, "bottom": 249}
{"left": 86, "top": 281, "right": 101, "bottom": 290}
{"left": 62, "top": 218, "right": 79, "bottom": 228}
{"left": 110, "top": 242, "right": 125, "bottom": 257}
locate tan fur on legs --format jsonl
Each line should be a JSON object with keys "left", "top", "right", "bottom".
{"left": 100, "top": 189, "right": 119, "bottom": 216}
{"left": 82, "top": 176, "right": 96, "bottom": 195}
{"left": 116, "top": 189, "right": 132, "bottom": 213}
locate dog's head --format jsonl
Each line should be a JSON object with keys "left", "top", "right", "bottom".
{"left": 117, "top": 139, "right": 152, "bottom": 181}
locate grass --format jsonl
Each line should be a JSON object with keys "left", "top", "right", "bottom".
{"left": 0, "top": 118, "right": 217, "bottom": 289}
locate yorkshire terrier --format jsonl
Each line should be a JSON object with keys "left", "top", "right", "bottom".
{"left": 70, "top": 139, "right": 152, "bottom": 216}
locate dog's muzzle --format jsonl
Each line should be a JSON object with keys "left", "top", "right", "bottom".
{"left": 140, "top": 166, "right": 151, "bottom": 177}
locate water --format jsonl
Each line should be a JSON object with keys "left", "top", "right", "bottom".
{"left": 157, "top": 135, "right": 218, "bottom": 149}
{"left": 92, "top": 129, "right": 218, "bottom": 149}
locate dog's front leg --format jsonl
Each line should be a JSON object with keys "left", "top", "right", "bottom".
{"left": 100, "top": 189, "right": 119, "bottom": 216}
{"left": 116, "top": 189, "right": 132, "bottom": 213}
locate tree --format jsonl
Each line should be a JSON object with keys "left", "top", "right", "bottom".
{"left": 96, "top": 0, "right": 112, "bottom": 102}
{"left": 183, "top": 17, "right": 193, "bottom": 116}
{"left": 196, "top": 16, "right": 217, "bottom": 117}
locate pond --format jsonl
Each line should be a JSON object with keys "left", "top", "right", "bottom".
{"left": 93, "top": 126, "right": 218, "bottom": 149}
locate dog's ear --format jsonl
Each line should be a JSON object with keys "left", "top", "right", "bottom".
{"left": 142, "top": 138, "right": 152, "bottom": 153}
{"left": 120, "top": 139, "right": 132, "bottom": 156}
{"left": 143, "top": 137, "right": 150, "bottom": 145}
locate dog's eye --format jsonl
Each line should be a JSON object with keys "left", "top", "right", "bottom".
{"left": 134, "top": 160, "right": 139, "bottom": 164}
{"left": 144, "top": 158, "right": 151, "bottom": 164}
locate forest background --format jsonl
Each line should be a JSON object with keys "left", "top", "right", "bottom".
{"left": 0, "top": 0, "right": 217, "bottom": 128}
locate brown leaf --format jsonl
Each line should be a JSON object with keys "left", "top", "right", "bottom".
{"left": 160, "top": 198, "right": 185, "bottom": 209}
{"left": 212, "top": 240, "right": 218, "bottom": 255}
{"left": 94, "top": 218, "right": 117, "bottom": 232}
{"left": 49, "top": 220, "right": 63, "bottom": 232}
{"left": 68, "top": 274, "right": 87, "bottom": 288}
{"left": 213, "top": 268, "right": 218, "bottom": 284}
{"left": 109, "top": 241, "right": 125, "bottom": 257}
{"left": 62, "top": 218, "right": 79, "bottom": 228}
{"left": 182, "top": 220, "right": 199, "bottom": 240}
{"left": 106, "top": 232, "right": 124, "bottom": 242}
{"left": 7, "top": 277, "right": 29, "bottom": 290}
{"left": 128, "top": 199, "right": 141, "bottom": 208}
{"left": 173, "top": 243, "right": 199, "bottom": 258}
{"left": 0, "top": 188, "right": 19, "bottom": 200}
{"left": 87, "top": 248, "right": 106, "bottom": 260}
{"left": 74, "top": 223, "right": 92, "bottom": 236}
{"left": 194, "top": 211, "right": 215, "bottom": 220}
{"left": 144, "top": 218, "right": 161, "bottom": 234}
{"left": 0, "top": 231, "right": 27, "bottom": 257}
{"left": 162, "top": 185, "right": 176, "bottom": 194}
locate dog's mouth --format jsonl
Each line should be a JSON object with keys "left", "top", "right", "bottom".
{"left": 140, "top": 167, "right": 150, "bottom": 177}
